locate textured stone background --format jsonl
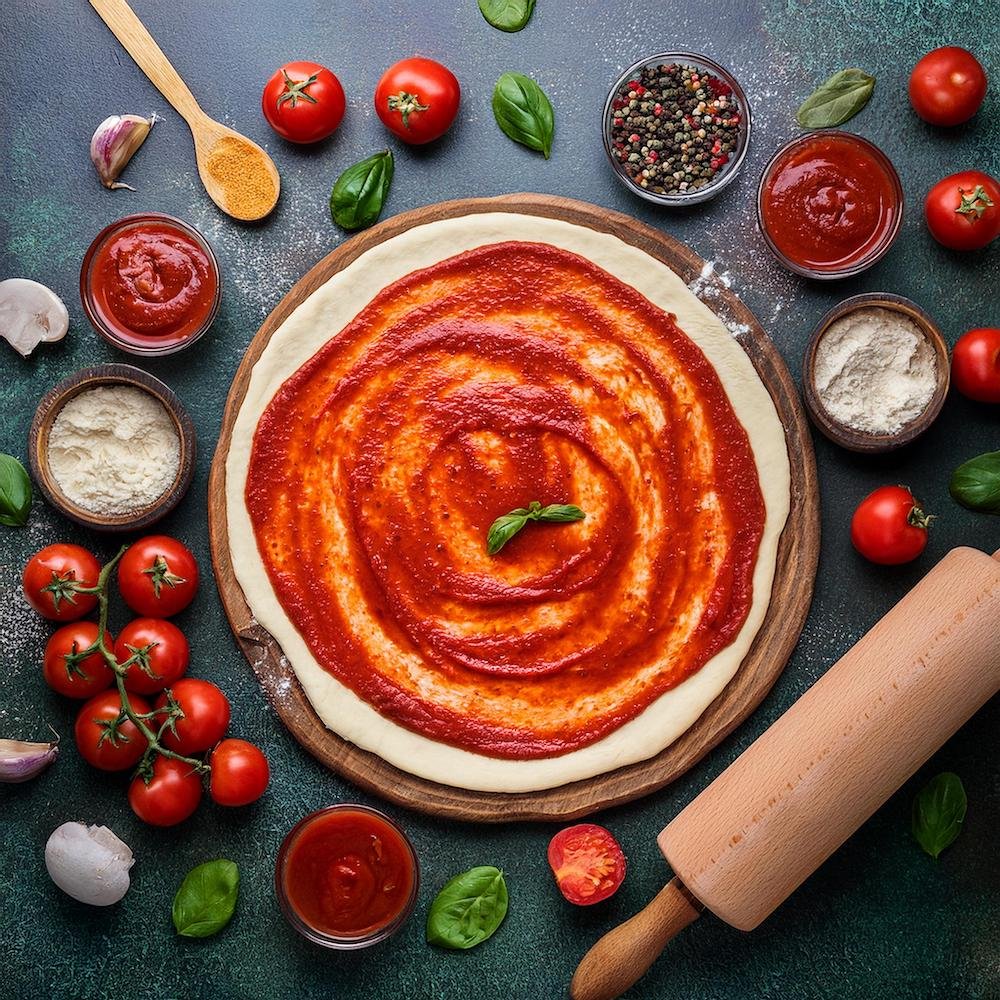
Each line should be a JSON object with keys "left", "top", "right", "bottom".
{"left": 1, "top": 1, "right": 998, "bottom": 998}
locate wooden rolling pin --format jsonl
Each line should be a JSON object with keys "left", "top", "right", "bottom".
{"left": 572, "top": 545, "right": 1000, "bottom": 1000}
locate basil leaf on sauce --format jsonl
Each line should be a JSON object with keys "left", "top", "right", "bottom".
{"left": 478, "top": 0, "right": 536, "bottom": 31}
{"left": 426, "top": 866, "right": 509, "bottom": 949}
{"left": 0, "top": 454, "right": 31, "bottom": 527}
{"left": 912, "top": 773, "right": 967, "bottom": 859}
{"left": 491, "top": 72, "right": 554, "bottom": 158}
{"left": 486, "top": 500, "right": 585, "bottom": 554}
{"left": 950, "top": 451, "right": 1000, "bottom": 514}
{"left": 795, "top": 68, "right": 875, "bottom": 128}
{"left": 330, "top": 150, "right": 394, "bottom": 231}
{"left": 172, "top": 860, "right": 240, "bottom": 938}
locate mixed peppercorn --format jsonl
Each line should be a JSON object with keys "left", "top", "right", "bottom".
{"left": 608, "top": 62, "right": 743, "bottom": 196}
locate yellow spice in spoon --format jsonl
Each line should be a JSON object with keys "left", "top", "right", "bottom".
{"left": 206, "top": 136, "right": 277, "bottom": 220}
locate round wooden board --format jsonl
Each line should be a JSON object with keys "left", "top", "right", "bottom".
{"left": 208, "top": 193, "right": 820, "bottom": 823}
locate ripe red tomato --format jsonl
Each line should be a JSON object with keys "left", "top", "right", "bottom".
{"left": 115, "top": 618, "right": 190, "bottom": 695}
{"left": 262, "top": 60, "right": 346, "bottom": 144}
{"left": 375, "top": 57, "right": 460, "bottom": 144}
{"left": 209, "top": 739, "right": 270, "bottom": 806}
{"left": 952, "top": 328, "right": 1000, "bottom": 403}
{"left": 74, "top": 691, "right": 151, "bottom": 771}
{"left": 155, "top": 678, "right": 230, "bottom": 754}
{"left": 547, "top": 823, "right": 627, "bottom": 905}
{"left": 118, "top": 535, "right": 199, "bottom": 618}
{"left": 128, "top": 756, "right": 203, "bottom": 826}
{"left": 43, "top": 622, "right": 115, "bottom": 699}
{"left": 23, "top": 544, "right": 101, "bottom": 621}
{"left": 909, "top": 47, "right": 987, "bottom": 127}
{"left": 851, "top": 486, "right": 931, "bottom": 565}
{"left": 924, "top": 171, "right": 1000, "bottom": 251}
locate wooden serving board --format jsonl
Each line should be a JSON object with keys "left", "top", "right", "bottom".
{"left": 208, "top": 194, "right": 820, "bottom": 823}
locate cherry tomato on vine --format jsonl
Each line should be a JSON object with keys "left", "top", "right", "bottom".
{"left": 851, "top": 486, "right": 931, "bottom": 565}
{"left": 74, "top": 690, "right": 151, "bottom": 771}
{"left": 909, "top": 47, "right": 987, "bottom": 127}
{"left": 128, "top": 756, "right": 203, "bottom": 827}
{"left": 209, "top": 739, "right": 270, "bottom": 806}
{"left": 547, "top": 823, "right": 627, "bottom": 906}
{"left": 952, "top": 328, "right": 1000, "bottom": 403}
{"left": 23, "top": 544, "right": 101, "bottom": 621}
{"left": 43, "top": 622, "right": 115, "bottom": 699}
{"left": 375, "top": 57, "right": 460, "bottom": 144}
{"left": 115, "top": 618, "right": 190, "bottom": 695}
{"left": 262, "top": 60, "right": 346, "bottom": 143}
{"left": 118, "top": 535, "right": 199, "bottom": 618}
{"left": 924, "top": 171, "right": 1000, "bottom": 251}
{"left": 155, "top": 678, "right": 230, "bottom": 754}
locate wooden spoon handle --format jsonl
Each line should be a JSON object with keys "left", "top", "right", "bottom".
{"left": 570, "top": 877, "right": 702, "bottom": 1000}
{"left": 89, "top": 0, "right": 202, "bottom": 123}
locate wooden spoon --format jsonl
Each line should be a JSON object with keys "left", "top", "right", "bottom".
{"left": 89, "top": 0, "right": 280, "bottom": 221}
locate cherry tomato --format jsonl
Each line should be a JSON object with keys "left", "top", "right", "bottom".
{"left": 118, "top": 535, "right": 199, "bottom": 618}
{"left": 74, "top": 690, "right": 151, "bottom": 771}
{"left": 115, "top": 618, "right": 190, "bottom": 695}
{"left": 23, "top": 544, "right": 101, "bottom": 621}
{"left": 375, "top": 57, "right": 460, "bottom": 144}
{"left": 547, "top": 823, "right": 627, "bottom": 906}
{"left": 909, "top": 47, "right": 987, "bottom": 127}
{"left": 128, "top": 756, "right": 203, "bottom": 827}
{"left": 262, "top": 60, "right": 346, "bottom": 144}
{"left": 43, "top": 622, "right": 115, "bottom": 699}
{"left": 209, "top": 739, "right": 270, "bottom": 806}
{"left": 155, "top": 678, "right": 230, "bottom": 754}
{"left": 851, "top": 486, "right": 931, "bottom": 565}
{"left": 952, "top": 328, "right": 1000, "bottom": 403}
{"left": 924, "top": 170, "right": 1000, "bottom": 251}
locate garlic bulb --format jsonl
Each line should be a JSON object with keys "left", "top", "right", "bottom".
{"left": 0, "top": 279, "right": 69, "bottom": 358}
{"left": 0, "top": 737, "right": 58, "bottom": 782}
{"left": 90, "top": 113, "right": 156, "bottom": 190}
{"left": 45, "top": 822, "right": 134, "bottom": 906}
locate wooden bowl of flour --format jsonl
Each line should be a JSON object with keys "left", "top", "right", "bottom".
{"left": 28, "top": 364, "right": 196, "bottom": 532}
{"left": 803, "top": 293, "right": 950, "bottom": 453}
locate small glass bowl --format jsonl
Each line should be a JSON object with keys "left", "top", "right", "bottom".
{"left": 274, "top": 804, "right": 420, "bottom": 950}
{"left": 602, "top": 51, "right": 752, "bottom": 206}
{"left": 80, "top": 212, "right": 221, "bottom": 357}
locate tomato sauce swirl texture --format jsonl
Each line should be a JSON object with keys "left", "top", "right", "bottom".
{"left": 246, "top": 242, "right": 766, "bottom": 759}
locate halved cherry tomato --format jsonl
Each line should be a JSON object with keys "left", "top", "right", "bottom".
{"left": 262, "top": 61, "right": 346, "bottom": 144}
{"left": 952, "top": 328, "right": 1000, "bottom": 403}
{"left": 155, "top": 678, "right": 230, "bottom": 754}
{"left": 118, "top": 536, "right": 199, "bottom": 618}
{"left": 43, "top": 622, "right": 115, "bottom": 699}
{"left": 547, "top": 823, "right": 627, "bottom": 905}
{"left": 850, "top": 485, "right": 931, "bottom": 565}
{"left": 115, "top": 618, "right": 190, "bottom": 695}
{"left": 74, "top": 690, "right": 151, "bottom": 771}
{"left": 209, "top": 738, "right": 270, "bottom": 806}
{"left": 128, "top": 756, "right": 203, "bottom": 826}
{"left": 374, "top": 57, "right": 460, "bottom": 144}
{"left": 909, "top": 47, "right": 987, "bottom": 127}
{"left": 924, "top": 170, "right": 1000, "bottom": 251}
{"left": 23, "top": 544, "right": 101, "bottom": 621}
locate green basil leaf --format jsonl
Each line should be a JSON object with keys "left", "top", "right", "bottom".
{"left": 912, "top": 773, "right": 967, "bottom": 859}
{"left": 478, "top": 0, "right": 535, "bottom": 31}
{"left": 950, "top": 450, "right": 1000, "bottom": 514}
{"left": 487, "top": 513, "right": 528, "bottom": 554}
{"left": 492, "top": 72, "right": 554, "bottom": 158}
{"left": 795, "top": 68, "right": 876, "bottom": 128}
{"left": 0, "top": 454, "right": 31, "bottom": 527}
{"left": 537, "top": 503, "right": 585, "bottom": 523}
{"left": 330, "top": 150, "right": 394, "bottom": 231}
{"left": 426, "top": 866, "right": 508, "bottom": 949}
{"left": 172, "top": 860, "right": 240, "bottom": 938}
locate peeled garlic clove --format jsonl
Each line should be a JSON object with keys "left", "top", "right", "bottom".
{"left": 90, "top": 113, "right": 156, "bottom": 190}
{"left": 0, "top": 737, "right": 59, "bottom": 782}
{"left": 0, "top": 278, "right": 69, "bottom": 358}
{"left": 45, "top": 822, "right": 134, "bottom": 906}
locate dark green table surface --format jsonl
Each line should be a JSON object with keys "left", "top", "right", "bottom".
{"left": 2, "top": 2, "right": 998, "bottom": 998}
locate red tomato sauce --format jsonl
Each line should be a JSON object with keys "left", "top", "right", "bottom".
{"left": 760, "top": 133, "right": 901, "bottom": 273}
{"left": 280, "top": 809, "right": 417, "bottom": 938}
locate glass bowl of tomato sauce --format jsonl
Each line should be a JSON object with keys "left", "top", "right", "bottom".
{"left": 757, "top": 131, "right": 903, "bottom": 279}
{"left": 275, "top": 804, "right": 420, "bottom": 950}
{"left": 80, "top": 212, "right": 221, "bottom": 356}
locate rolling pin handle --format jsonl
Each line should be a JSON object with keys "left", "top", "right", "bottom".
{"left": 569, "top": 877, "right": 702, "bottom": 1000}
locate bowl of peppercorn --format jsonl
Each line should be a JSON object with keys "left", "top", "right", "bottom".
{"left": 603, "top": 52, "right": 751, "bottom": 206}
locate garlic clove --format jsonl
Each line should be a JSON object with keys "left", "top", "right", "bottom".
{"left": 0, "top": 279, "right": 70, "bottom": 358}
{"left": 0, "top": 737, "right": 59, "bottom": 782}
{"left": 90, "top": 113, "right": 156, "bottom": 190}
{"left": 45, "top": 822, "right": 134, "bottom": 906}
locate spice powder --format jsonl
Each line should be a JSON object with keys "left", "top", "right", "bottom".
{"left": 206, "top": 136, "right": 276, "bottom": 219}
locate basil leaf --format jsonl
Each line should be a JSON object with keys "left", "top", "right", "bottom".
{"left": 330, "top": 150, "right": 394, "bottom": 231}
{"left": 537, "top": 503, "right": 585, "bottom": 523}
{"left": 912, "top": 773, "right": 967, "bottom": 859}
{"left": 486, "top": 500, "right": 585, "bottom": 554}
{"left": 426, "top": 866, "right": 508, "bottom": 949}
{"left": 172, "top": 860, "right": 240, "bottom": 938}
{"left": 0, "top": 454, "right": 31, "bottom": 527}
{"left": 795, "top": 68, "right": 875, "bottom": 128}
{"left": 478, "top": 0, "right": 535, "bottom": 31}
{"left": 950, "top": 450, "right": 1000, "bottom": 514}
{"left": 487, "top": 513, "right": 529, "bottom": 554}
{"left": 492, "top": 72, "right": 554, "bottom": 158}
